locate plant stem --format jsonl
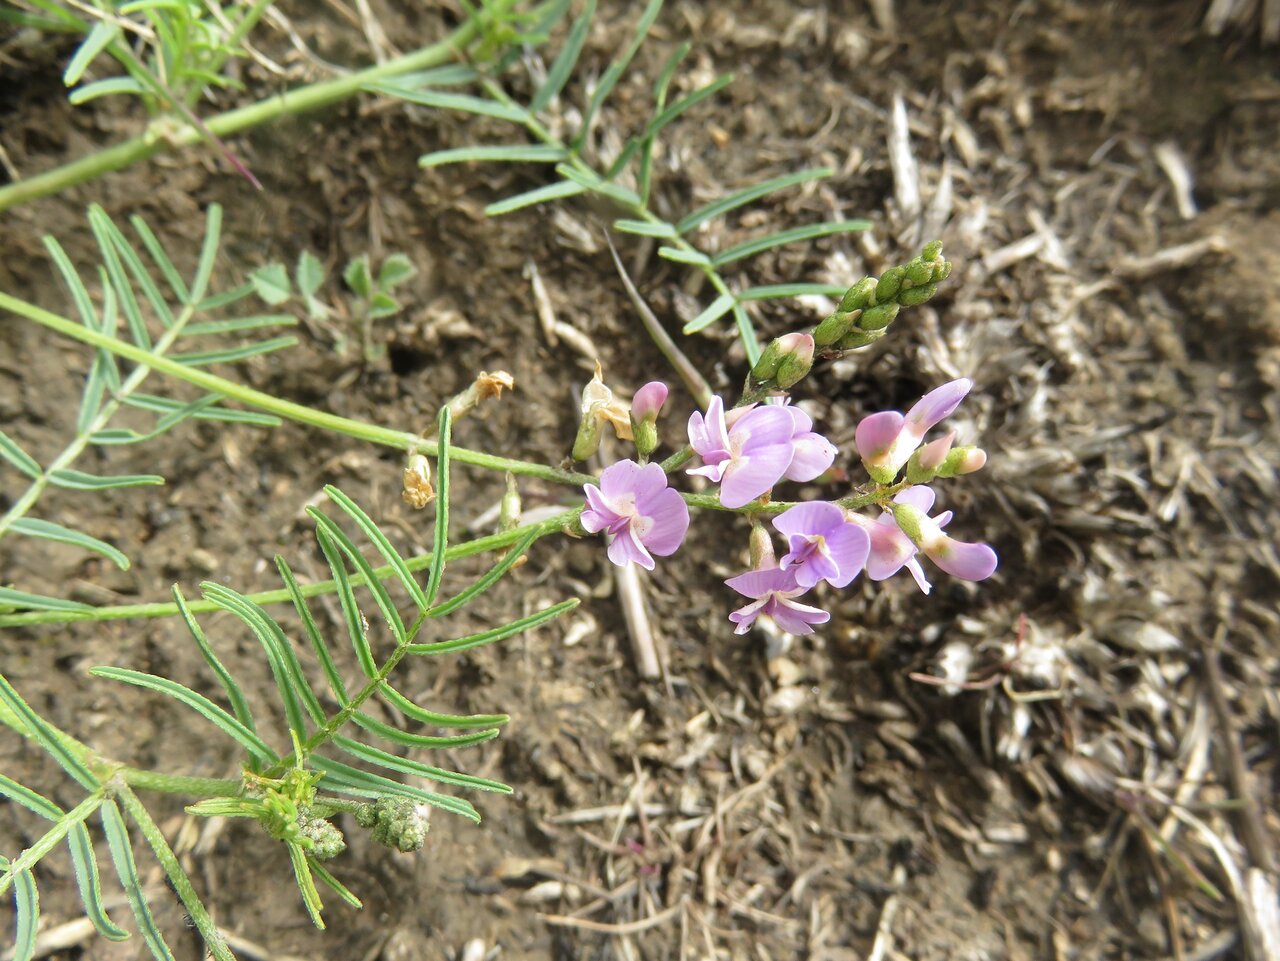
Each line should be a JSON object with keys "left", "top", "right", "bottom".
{"left": 116, "top": 783, "right": 235, "bottom": 961}
{"left": 0, "top": 297, "right": 197, "bottom": 545}
{"left": 121, "top": 769, "right": 243, "bottom": 798}
{"left": 0, "top": 17, "right": 485, "bottom": 212}
{"left": 0, "top": 291, "right": 592, "bottom": 486}
{"left": 0, "top": 506, "right": 581, "bottom": 628}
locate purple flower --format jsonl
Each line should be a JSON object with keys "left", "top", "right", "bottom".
{"left": 850, "top": 486, "right": 997, "bottom": 593}
{"left": 781, "top": 405, "right": 838, "bottom": 483}
{"left": 725, "top": 566, "right": 831, "bottom": 636}
{"left": 891, "top": 496, "right": 998, "bottom": 583}
{"left": 581, "top": 460, "right": 689, "bottom": 570}
{"left": 772, "top": 501, "right": 871, "bottom": 589}
{"left": 687, "top": 397, "right": 836, "bottom": 509}
{"left": 855, "top": 378, "right": 972, "bottom": 484}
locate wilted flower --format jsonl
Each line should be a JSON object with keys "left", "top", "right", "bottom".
{"left": 725, "top": 566, "right": 830, "bottom": 636}
{"left": 401, "top": 454, "right": 434, "bottom": 509}
{"left": 772, "top": 501, "right": 871, "bottom": 589}
{"left": 855, "top": 378, "right": 972, "bottom": 484}
{"left": 573, "top": 365, "right": 634, "bottom": 460}
{"left": 581, "top": 460, "right": 689, "bottom": 570}
{"left": 688, "top": 397, "right": 836, "bottom": 509}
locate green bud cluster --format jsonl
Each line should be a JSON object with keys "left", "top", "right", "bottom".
{"left": 749, "top": 332, "right": 815, "bottom": 392}
{"left": 357, "top": 797, "right": 429, "bottom": 853}
{"left": 813, "top": 241, "right": 952, "bottom": 352}
{"left": 299, "top": 816, "right": 346, "bottom": 861}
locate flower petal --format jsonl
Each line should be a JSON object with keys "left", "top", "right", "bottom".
{"left": 772, "top": 501, "right": 844, "bottom": 539}
{"left": 783, "top": 432, "right": 837, "bottom": 482}
{"left": 732, "top": 405, "right": 798, "bottom": 450}
{"left": 926, "top": 537, "right": 998, "bottom": 581}
{"left": 905, "top": 557, "right": 933, "bottom": 594}
{"left": 580, "top": 484, "right": 615, "bottom": 533}
{"left": 728, "top": 597, "right": 770, "bottom": 634}
{"left": 607, "top": 526, "right": 654, "bottom": 570}
{"left": 720, "top": 443, "right": 792, "bottom": 508}
{"left": 597, "top": 459, "right": 646, "bottom": 499}
{"left": 770, "top": 596, "right": 830, "bottom": 635}
{"left": 855, "top": 410, "right": 905, "bottom": 460}
{"left": 865, "top": 516, "right": 916, "bottom": 580}
{"left": 639, "top": 488, "right": 690, "bottom": 556}
{"left": 632, "top": 381, "right": 668, "bottom": 421}
{"left": 894, "top": 485, "right": 937, "bottom": 514}
{"left": 904, "top": 378, "right": 971, "bottom": 434}
{"left": 822, "top": 523, "right": 871, "bottom": 588}
{"left": 725, "top": 566, "right": 796, "bottom": 599}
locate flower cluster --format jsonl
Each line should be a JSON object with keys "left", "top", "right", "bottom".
{"left": 577, "top": 371, "right": 997, "bottom": 637}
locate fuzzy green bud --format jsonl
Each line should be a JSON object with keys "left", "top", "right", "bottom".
{"left": 904, "top": 259, "right": 934, "bottom": 286}
{"left": 835, "top": 328, "right": 883, "bottom": 350}
{"left": 921, "top": 240, "right": 943, "bottom": 261}
{"left": 838, "top": 278, "right": 878, "bottom": 312}
{"left": 875, "top": 266, "right": 906, "bottom": 303}
{"left": 935, "top": 446, "right": 987, "bottom": 478}
{"left": 814, "top": 310, "right": 858, "bottom": 347}
{"left": 774, "top": 333, "right": 815, "bottom": 389}
{"left": 858, "top": 302, "right": 900, "bottom": 331}
{"left": 897, "top": 282, "right": 938, "bottom": 307}
{"left": 300, "top": 817, "right": 346, "bottom": 861}
{"left": 358, "top": 797, "right": 429, "bottom": 853}
{"left": 932, "top": 260, "right": 952, "bottom": 282}
{"left": 750, "top": 337, "right": 786, "bottom": 382}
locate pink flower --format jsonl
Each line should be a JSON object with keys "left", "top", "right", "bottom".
{"left": 849, "top": 486, "right": 997, "bottom": 593}
{"left": 773, "top": 501, "right": 871, "bottom": 589}
{"left": 687, "top": 397, "right": 836, "bottom": 509}
{"left": 631, "top": 381, "right": 668, "bottom": 423}
{"left": 581, "top": 460, "right": 689, "bottom": 570}
{"left": 725, "top": 566, "right": 830, "bottom": 635}
{"left": 855, "top": 379, "right": 972, "bottom": 484}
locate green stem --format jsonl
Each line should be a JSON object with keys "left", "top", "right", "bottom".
{"left": 0, "top": 18, "right": 485, "bottom": 212}
{"left": 265, "top": 605, "right": 435, "bottom": 779}
{"left": 0, "top": 291, "right": 591, "bottom": 486}
{"left": 0, "top": 506, "right": 581, "bottom": 628}
{"left": 121, "top": 769, "right": 242, "bottom": 798}
{"left": 115, "top": 783, "right": 235, "bottom": 961}
{"left": 0, "top": 295, "right": 197, "bottom": 544}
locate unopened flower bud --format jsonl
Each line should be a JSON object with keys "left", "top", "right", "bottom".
{"left": 904, "top": 259, "right": 934, "bottom": 286}
{"left": 936, "top": 446, "right": 987, "bottom": 478}
{"left": 921, "top": 240, "right": 943, "bottom": 261}
{"left": 631, "top": 381, "right": 667, "bottom": 423}
{"left": 897, "top": 282, "right": 938, "bottom": 307}
{"left": 299, "top": 817, "right": 346, "bottom": 861}
{"left": 836, "top": 327, "right": 882, "bottom": 350}
{"left": 749, "top": 523, "right": 776, "bottom": 570}
{"left": 906, "top": 431, "right": 955, "bottom": 484}
{"left": 774, "top": 333, "right": 814, "bottom": 388}
{"left": 858, "top": 302, "right": 900, "bottom": 331}
{"left": 813, "top": 310, "right": 858, "bottom": 347}
{"left": 838, "top": 277, "right": 878, "bottom": 312}
{"left": 402, "top": 454, "right": 434, "bottom": 509}
{"left": 629, "top": 381, "right": 667, "bottom": 457}
{"left": 357, "top": 797, "right": 429, "bottom": 853}
{"left": 875, "top": 266, "right": 906, "bottom": 303}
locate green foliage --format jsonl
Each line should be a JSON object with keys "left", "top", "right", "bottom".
{"left": 2, "top": 477, "right": 576, "bottom": 950}
{"left": 0, "top": 205, "right": 292, "bottom": 613}
{"left": 1, "top": 0, "right": 274, "bottom": 113}
{"left": 389, "top": 0, "right": 870, "bottom": 362}
{"left": 254, "top": 248, "right": 418, "bottom": 363}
